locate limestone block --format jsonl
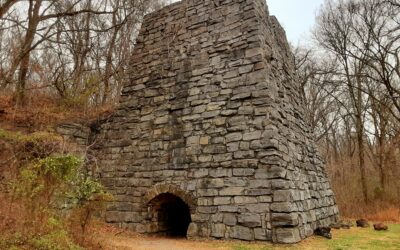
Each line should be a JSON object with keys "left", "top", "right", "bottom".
{"left": 238, "top": 213, "right": 262, "bottom": 227}
{"left": 230, "top": 225, "right": 254, "bottom": 241}
{"left": 273, "top": 227, "right": 301, "bottom": 244}
{"left": 211, "top": 224, "right": 226, "bottom": 238}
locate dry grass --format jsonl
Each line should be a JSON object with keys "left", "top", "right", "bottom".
{"left": 364, "top": 206, "right": 400, "bottom": 223}
{"left": 336, "top": 198, "right": 400, "bottom": 223}
{"left": 326, "top": 156, "right": 400, "bottom": 223}
{"left": 0, "top": 92, "right": 114, "bottom": 132}
{"left": 0, "top": 194, "right": 31, "bottom": 236}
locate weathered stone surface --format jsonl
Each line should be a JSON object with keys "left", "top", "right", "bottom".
{"left": 214, "top": 197, "right": 231, "bottom": 205}
{"left": 230, "top": 225, "right": 255, "bottom": 241}
{"left": 271, "top": 213, "right": 299, "bottom": 227}
{"left": 90, "top": 0, "right": 339, "bottom": 244}
{"left": 254, "top": 228, "right": 269, "bottom": 241}
{"left": 273, "top": 227, "right": 302, "bottom": 244}
{"left": 233, "top": 168, "right": 255, "bottom": 176}
{"left": 56, "top": 123, "right": 90, "bottom": 147}
{"left": 187, "top": 223, "right": 198, "bottom": 238}
{"left": 211, "top": 224, "right": 226, "bottom": 238}
{"left": 223, "top": 213, "right": 237, "bottom": 226}
{"left": 220, "top": 187, "right": 245, "bottom": 196}
{"left": 238, "top": 213, "right": 262, "bottom": 227}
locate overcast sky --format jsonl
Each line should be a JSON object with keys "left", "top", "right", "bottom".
{"left": 267, "top": 0, "right": 325, "bottom": 44}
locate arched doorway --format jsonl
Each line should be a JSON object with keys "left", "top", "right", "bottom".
{"left": 148, "top": 193, "right": 192, "bottom": 237}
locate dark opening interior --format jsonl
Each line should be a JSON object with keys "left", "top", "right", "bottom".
{"left": 149, "top": 193, "right": 191, "bottom": 237}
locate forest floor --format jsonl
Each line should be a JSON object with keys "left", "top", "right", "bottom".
{"left": 95, "top": 224, "right": 400, "bottom": 250}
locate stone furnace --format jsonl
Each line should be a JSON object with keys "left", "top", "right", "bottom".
{"left": 94, "top": 0, "right": 339, "bottom": 243}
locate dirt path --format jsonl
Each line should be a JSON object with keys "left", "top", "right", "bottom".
{"left": 100, "top": 236, "right": 233, "bottom": 250}
{"left": 95, "top": 228, "right": 267, "bottom": 250}
{"left": 95, "top": 224, "right": 400, "bottom": 250}
{"left": 96, "top": 231, "right": 321, "bottom": 250}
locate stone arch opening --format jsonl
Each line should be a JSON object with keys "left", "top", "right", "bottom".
{"left": 148, "top": 193, "right": 192, "bottom": 237}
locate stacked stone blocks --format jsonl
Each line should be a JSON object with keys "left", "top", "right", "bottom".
{"left": 93, "top": 0, "right": 339, "bottom": 243}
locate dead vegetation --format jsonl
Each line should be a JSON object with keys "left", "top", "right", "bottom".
{"left": 0, "top": 92, "right": 114, "bottom": 132}
{"left": 0, "top": 118, "right": 111, "bottom": 249}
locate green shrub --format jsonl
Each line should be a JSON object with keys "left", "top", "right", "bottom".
{"left": 0, "top": 221, "right": 83, "bottom": 250}
{"left": 12, "top": 154, "right": 83, "bottom": 218}
{"left": 28, "top": 218, "right": 83, "bottom": 250}
{"left": 67, "top": 176, "right": 113, "bottom": 244}
{"left": 1, "top": 128, "right": 112, "bottom": 249}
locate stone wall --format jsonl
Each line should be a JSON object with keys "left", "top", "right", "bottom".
{"left": 93, "top": 0, "right": 339, "bottom": 243}
{"left": 56, "top": 123, "right": 91, "bottom": 147}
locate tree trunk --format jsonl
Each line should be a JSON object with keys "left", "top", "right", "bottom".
{"left": 15, "top": 0, "right": 42, "bottom": 105}
{"left": 0, "top": 0, "right": 17, "bottom": 19}
{"left": 355, "top": 77, "right": 368, "bottom": 204}
{"left": 102, "top": 13, "right": 120, "bottom": 105}
{"left": 356, "top": 119, "right": 368, "bottom": 204}
{"left": 377, "top": 132, "right": 386, "bottom": 194}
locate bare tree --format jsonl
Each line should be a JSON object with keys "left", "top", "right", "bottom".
{"left": 307, "top": 0, "right": 400, "bottom": 206}
{"left": 0, "top": 0, "right": 166, "bottom": 105}
{"left": 0, "top": 0, "right": 18, "bottom": 19}
{"left": 315, "top": 0, "right": 372, "bottom": 203}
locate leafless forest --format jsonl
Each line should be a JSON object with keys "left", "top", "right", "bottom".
{"left": 297, "top": 0, "right": 400, "bottom": 218}
{"left": 0, "top": 0, "right": 399, "bottom": 234}
{"left": 0, "top": 0, "right": 171, "bottom": 106}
